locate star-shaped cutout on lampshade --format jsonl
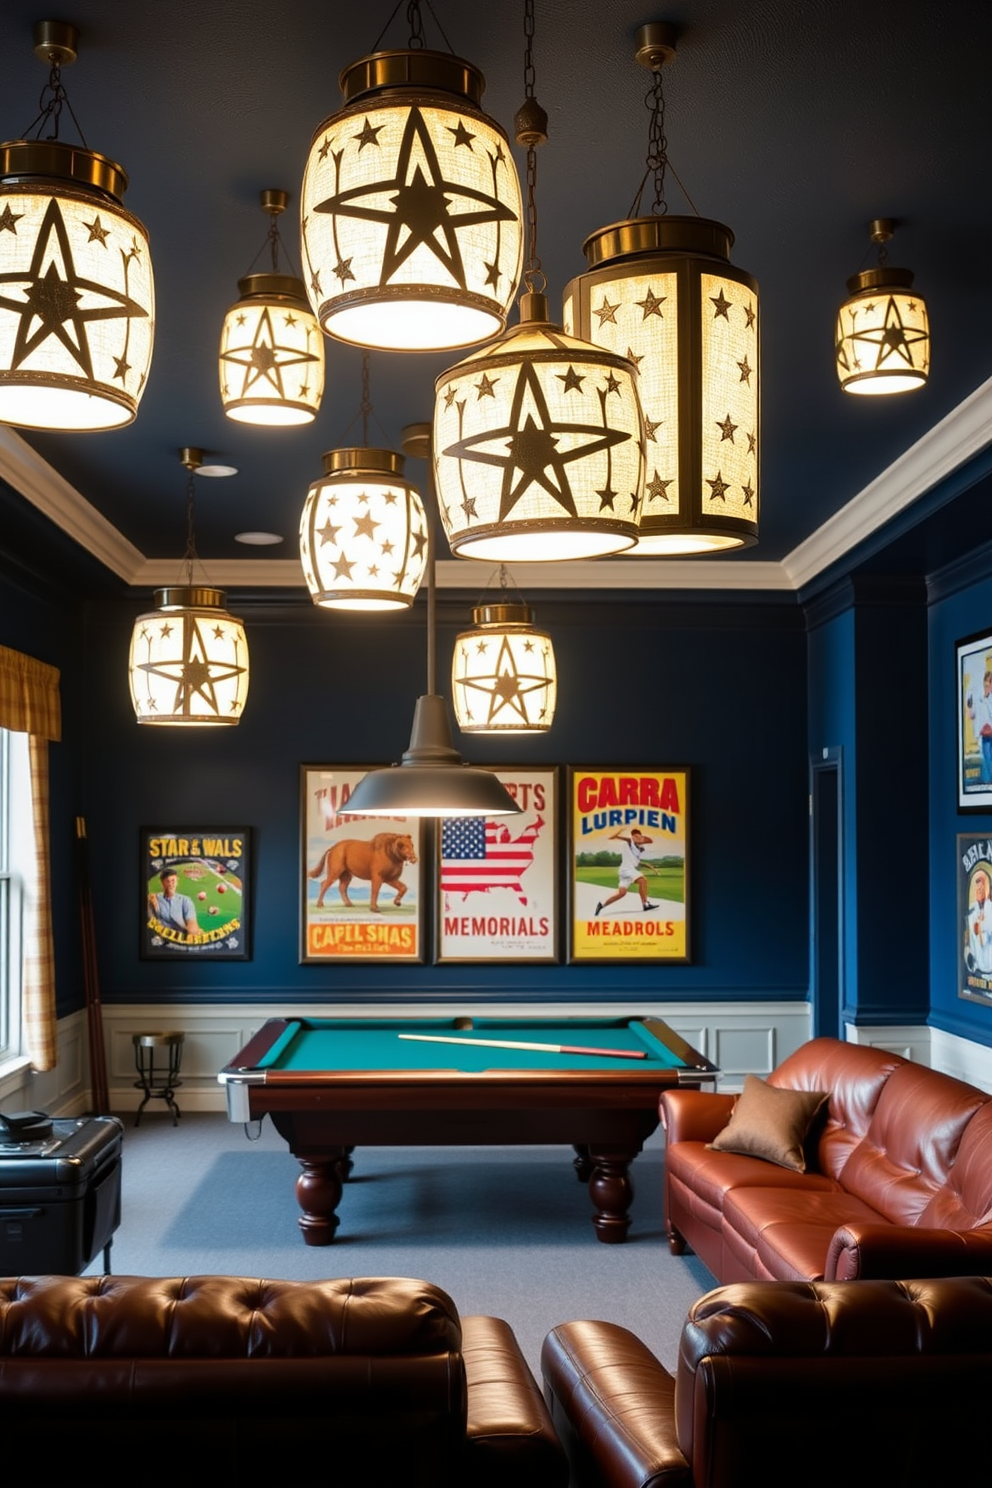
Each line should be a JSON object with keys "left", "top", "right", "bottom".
{"left": 716, "top": 414, "right": 738, "bottom": 443}
{"left": 314, "top": 104, "right": 516, "bottom": 293}
{"left": 595, "top": 297, "right": 619, "bottom": 325}
{"left": 742, "top": 481, "right": 755, "bottom": 507}
{"left": 710, "top": 288, "right": 732, "bottom": 320}
{"left": 353, "top": 510, "right": 380, "bottom": 541}
{"left": 557, "top": 365, "right": 585, "bottom": 393}
{"left": 645, "top": 472, "right": 673, "bottom": 503}
{"left": 83, "top": 215, "right": 110, "bottom": 246}
{"left": 737, "top": 355, "right": 752, "bottom": 384}
{"left": 0, "top": 197, "right": 148, "bottom": 379}
{"left": 636, "top": 288, "right": 666, "bottom": 319}
{"left": 447, "top": 121, "right": 476, "bottom": 150}
{"left": 475, "top": 373, "right": 499, "bottom": 398}
{"left": 354, "top": 117, "right": 385, "bottom": 151}
{"left": 221, "top": 304, "right": 320, "bottom": 402}
{"left": 644, "top": 416, "right": 662, "bottom": 442}
{"left": 0, "top": 204, "right": 23, "bottom": 234}
{"left": 706, "top": 472, "right": 730, "bottom": 502}
{"left": 442, "top": 357, "right": 633, "bottom": 525}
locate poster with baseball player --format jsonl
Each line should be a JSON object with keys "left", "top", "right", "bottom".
{"left": 300, "top": 765, "right": 424, "bottom": 963}
{"left": 959, "top": 835, "right": 992, "bottom": 1006}
{"left": 142, "top": 827, "right": 250, "bottom": 959}
{"left": 957, "top": 629, "right": 992, "bottom": 811}
{"left": 568, "top": 767, "right": 689, "bottom": 963}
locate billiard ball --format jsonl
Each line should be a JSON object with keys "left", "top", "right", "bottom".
{"left": 217, "top": 883, "right": 226, "bottom": 894}
{"left": 209, "top": 905, "right": 219, "bottom": 915}
{"left": 197, "top": 891, "right": 207, "bottom": 900}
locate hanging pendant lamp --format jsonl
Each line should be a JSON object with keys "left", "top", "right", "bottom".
{"left": 299, "top": 351, "right": 428, "bottom": 609}
{"left": 300, "top": 2, "right": 523, "bottom": 352}
{"left": 340, "top": 423, "right": 520, "bottom": 819}
{"left": 128, "top": 450, "right": 250, "bottom": 727}
{"left": 433, "top": 3, "right": 643, "bottom": 563}
{"left": 563, "top": 23, "right": 758, "bottom": 555}
{"left": 0, "top": 22, "right": 154, "bottom": 432}
{"left": 835, "top": 218, "right": 930, "bottom": 396}
{"left": 451, "top": 569, "right": 557, "bottom": 733}
{"left": 219, "top": 189, "right": 324, "bottom": 426}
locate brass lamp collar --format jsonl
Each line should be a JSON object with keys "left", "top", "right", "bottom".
{"left": 0, "top": 139, "right": 129, "bottom": 201}
{"left": 236, "top": 272, "right": 310, "bottom": 303}
{"left": 583, "top": 215, "right": 735, "bottom": 268}
{"left": 320, "top": 448, "right": 406, "bottom": 477}
{"left": 472, "top": 602, "right": 534, "bottom": 628}
{"left": 154, "top": 586, "right": 230, "bottom": 612}
{"left": 340, "top": 49, "right": 486, "bottom": 106}
{"left": 846, "top": 265, "right": 915, "bottom": 295}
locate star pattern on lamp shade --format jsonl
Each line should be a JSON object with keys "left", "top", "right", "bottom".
{"left": 710, "top": 288, "right": 732, "bottom": 320}
{"left": 442, "top": 358, "right": 633, "bottom": 523}
{"left": 645, "top": 472, "right": 673, "bottom": 503}
{"left": 0, "top": 196, "right": 148, "bottom": 380}
{"left": 303, "top": 483, "right": 427, "bottom": 600}
{"left": 0, "top": 204, "right": 23, "bottom": 234}
{"left": 221, "top": 305, "right": 320, "bottom": 402}
{"left": 457, "top": 632, "right": 553, "bottom": 727}
{"left": 314, "top": 105, "right": 517, "bottom": 291}
{"left": 133, "top": 616, "right": 246, "bottom": 719}
{"left": 845, "top": 293, "right": 929, "bottom": 373}
{"left": 635, "top": 287, "right": 666, "bottom": 319}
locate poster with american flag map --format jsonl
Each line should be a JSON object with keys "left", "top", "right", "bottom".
{"left": 435, "top": 766, "right": 558, "bottom": 963}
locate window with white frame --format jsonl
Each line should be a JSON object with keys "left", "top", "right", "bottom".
{"left": 0, "top": 728, "right": 29, "bottom": 1062}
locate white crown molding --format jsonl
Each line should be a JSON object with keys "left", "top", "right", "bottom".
{"left": 783, "top": 372, "right": 992, "bottom": 590}
{"left": 4, "top": 376, "right": 992, "bottom": 595}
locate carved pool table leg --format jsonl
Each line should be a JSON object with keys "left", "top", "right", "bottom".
{"left": 586, "top": 1148, "right": 636, "bottom": 1244}
{"left": 295, "top": 1158, "right": 342, "bottom": 1244}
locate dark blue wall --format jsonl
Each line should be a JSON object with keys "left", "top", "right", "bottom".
{"left": 79, "top": 592, "right": 810, "bottom": 1006}
{"left": 928, "top": 561, "right": 992, "bottom": 1048}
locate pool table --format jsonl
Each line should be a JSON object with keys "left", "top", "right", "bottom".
{"left": 219, "top": 1015, "right": 718, "bottom": 1245}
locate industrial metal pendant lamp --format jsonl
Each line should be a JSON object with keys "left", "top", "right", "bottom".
{"left": 835, "top": 218, "right": 930, "bottom": 396}
{"left": 219, "top": 189, "right": 324, "bottom": 426}
{"left": 451, "top": 567, "right": 557, "bottom": 733}
{"left": 299, "top": 355, "right": 428, "bottom": 610}
{"left": 300, "top": 0, "right": 523, "bottom": 352}
{"left": 0, "top": 21, "right": 154, "bottom": 432}
{"left": 563, "top": 23, "right": 759, "bottom": 555}
{"left": 433, "top": 0, "right": 644, "bottom": 563}
{"left": 340, "top": 424, "right": 520, "bottom": 818}
{"left": 128, "top": 450, "right": 250, "bottom": 727}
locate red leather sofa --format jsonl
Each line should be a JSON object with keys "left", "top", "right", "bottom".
{"left": 660, "top": 1036, "right": 992, "bottom": 1282}
{"left": 0, "top": 1273, "right": 566, "bottom": 1486}
{"left": 542, "top": 1276, "right": 992, "bottom": 1488}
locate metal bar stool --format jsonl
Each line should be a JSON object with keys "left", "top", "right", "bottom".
{"left": 132, "top": 1032, "right": 184, "bottom": 1127}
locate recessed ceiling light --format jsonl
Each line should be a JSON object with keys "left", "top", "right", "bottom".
{"left": 195, "top": 463, "right": 238, "bottom": 478}
{"left": 235, "top": 531, "right": 284, "bottom": 546}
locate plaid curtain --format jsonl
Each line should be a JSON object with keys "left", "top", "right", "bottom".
{"left": 0, "top": 646, "right": 61, "bottom": 1071}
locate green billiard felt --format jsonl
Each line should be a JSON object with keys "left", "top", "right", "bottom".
{"left": 257, "top": 1018, "right": 687, "bottom": 1074}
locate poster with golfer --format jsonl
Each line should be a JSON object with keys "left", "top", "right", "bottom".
{"left": 567, "top": 767, "right": 689, "bottom": 963}
{"left": 300, "top": 765, "right": 424, "bottom": 964}
{"left": 142, "top": 827, "right": 250, "bottom": 959}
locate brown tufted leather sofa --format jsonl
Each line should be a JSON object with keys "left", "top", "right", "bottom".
{"left": 542, "top": 1276, "right": 992, "bottom": 1488}
{"left": 0, "top": 1273, "right": 566, "bottom": 1486}
{"left": 660, "top": 1036, "right": 992, "bottom": 1282}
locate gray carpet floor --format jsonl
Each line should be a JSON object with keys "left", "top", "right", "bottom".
{"left": 87, "top": 1111, "right": 716, "bottom": 1376}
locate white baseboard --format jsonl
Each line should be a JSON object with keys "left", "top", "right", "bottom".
{"left": 843, "top": 1023, "right": 932, "bottom": 1065}
{"left": 928, "top": 1027, "right": 992, "bottom": 1093}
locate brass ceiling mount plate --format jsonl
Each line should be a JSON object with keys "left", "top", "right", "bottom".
{"left": 634, "top": 22, "right": 677, "bottom": 70}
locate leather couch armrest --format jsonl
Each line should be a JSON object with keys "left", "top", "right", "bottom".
{"left": 462, "top": 1315, "right": 568, "bottom": 1487}
{"left": 659, "top": 1089, "right": 737, "bottom": 1145}
{"left": 542, "top": 1320, "right": 691, "bottom": 1488}
{"left": 826, "top": 1223, "right": 992, "bottom": 1280}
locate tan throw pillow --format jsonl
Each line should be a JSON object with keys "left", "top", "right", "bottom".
{"left": 706, "top": 1074, "right": 828, "bottom": 1172}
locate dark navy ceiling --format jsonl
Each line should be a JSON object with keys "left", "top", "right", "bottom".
{"left": 0, "top": 0, "right": 989, "bottom": 570}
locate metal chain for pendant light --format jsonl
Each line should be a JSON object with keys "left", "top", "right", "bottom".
{"left": 359, "top": 350, "right": 373, "bottom": 446}
{"left": 22, "top": 55, "right": 88, "bottom": 145}
{"left": 515, "top": 0, "right": 548, "bottom": 295}
{"left": 182, "top": 470, "right": 198, "bottom": 586}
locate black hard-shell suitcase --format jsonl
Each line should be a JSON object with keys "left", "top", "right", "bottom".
{"left": 0, "top": 1114, "right": 123, "bottom": 1274}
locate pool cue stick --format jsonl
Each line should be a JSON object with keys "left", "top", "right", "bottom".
{"left": 398, "top": 1033, "right": 647, "bottom": 1060}
{"left": 76, "top": 816, "right": 110, "bottom": 1114}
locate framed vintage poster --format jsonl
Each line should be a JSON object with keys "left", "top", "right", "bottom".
{"left": 300, "top": 765, "right": 424, "bottom": 963}
{"left": 435, "top": 765, "right": 558, "bottom": 964}
{"left": 567, "top": 767, "right": 689, "bottom": 964}
{"left": 956, "top": 629, "right": 992, "bottom": 811}
{"left": 142, "top": 827, "right": 250, "bottom": 959}
{"left": 958, "top": 834, "right": 992, "bottom": 1007}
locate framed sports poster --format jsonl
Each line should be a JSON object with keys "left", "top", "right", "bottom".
{"left": 435, "top": 766, "right": 558, "bottom": 964}
{"left": 956, "top": 630, "right": 992, "bottom": 810}
{"left": 142, "top": 827, "right": 250, "bottom": 959}
{"left": 300, "top": 765, "right": 424, "bottom": 963}
{"left": 567, "top": 767, "right": 689, "bottom": 964}
{"left": 958, "top": 834, "right": 992, "bottom": 1006}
